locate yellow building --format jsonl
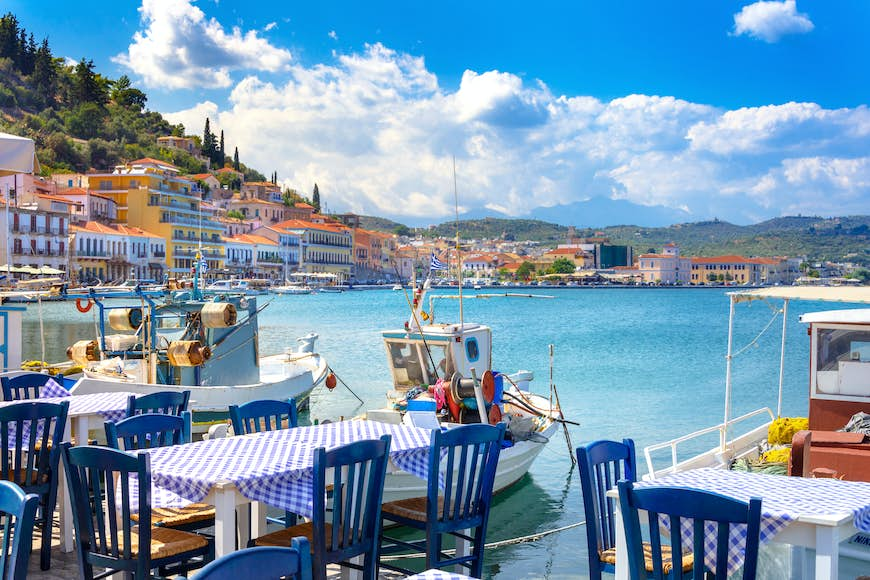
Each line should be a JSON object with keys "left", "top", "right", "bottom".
{"left": 89, "top": 158, "right": 224, "bottom": 276}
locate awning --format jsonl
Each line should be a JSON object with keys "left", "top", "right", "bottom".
{"left": 148, "top": 263, "right": 165, "bottom": 269}
{"left": 0, "top": 264, "right": 25, "bottom": 273}
{"left": 0, "top": 132, "right": 39, "bottom": 176}
{"left": 37, "top": 265, "right": 64, "bottom": 275}
{"left": 729, "top": 286, "right": 870, "bottom": 304}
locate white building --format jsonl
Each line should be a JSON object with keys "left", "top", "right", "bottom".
{"left": 71, "top": 222, "right": 165, "bottom": 283}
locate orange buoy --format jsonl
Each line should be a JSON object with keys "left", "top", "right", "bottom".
{"left": 488, "top": 404, "right": 502, "bottom": 425}
{"left": 325, "top": 372, "right": 337, "bottom": 390}
{"left": 75, "top": 298, "right": 93, "bottom": 313}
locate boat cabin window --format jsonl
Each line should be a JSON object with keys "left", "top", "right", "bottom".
{"left": 387, "top": 341, "right": 452, "bottom": 388}
{"left": 815, "top": 328, "right": 870, "bottom": 397}
{"left": 465, "top": 337, "right": 480, "bottom": 363}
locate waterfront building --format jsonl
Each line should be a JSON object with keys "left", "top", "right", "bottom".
{"left": 690, "top": 255, "right": 793, "bottom": 285}
{"left": 0, "top": 199, "right": 70, "bottom": 274}
{"left": 249, "top": 224, "right": 302, "bottom": 275}
{"left": 71, "top": 222, "right": 165, "bottom": 283}
{"left": 223, "top": 233, "right": 283, "bottom": 279}
{"left": 637, "top": 243, "right": 692, "bottom": 284}
{"left": 353, "top": 228, "right": 396, "bottom": 280}
{"left": 266, "top": 218, "right": 353, "bottom": 283}
{"left": 87, "top": 158, "right": 224, "bottom": 276}
{"left": 539, "top": 247, "right": 593, "bottom": 270}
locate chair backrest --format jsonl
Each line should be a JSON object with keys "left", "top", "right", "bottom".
{"left": 105, "top": 412, "right": 192, "bottom": 451}
{"left": 0, "top": 401, "right": 69, "bottom": 495}
{"left": 0, "top": 481, "right": 39, "bottom": 580}
{"left": 426, "top": 423, "right": 505, "bottom": 531}
{"left": 617, "top": 480, "right": 762, "bottom": 580}
{"left": 312, "top": 435, "right": 391, "bottom": 575}
{"left": 229, "top": 398, "right": 298, "bottom": 434}
{"left": 1, "top": 373, "right": 64, "bottom": 401}
{"left": 60, "top": 443, "right": 153, "bottom": 579}
{"left": 126, "top": 390, "right": 190, "bottom": 417}
{"left": 195, "top": 542, "right": 313, "bottom": 580}
{"left": 576, "top": 438, "right": 637, "bottom": 570}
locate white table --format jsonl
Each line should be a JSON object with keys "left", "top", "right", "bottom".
{"left": 609, "top": 467, "right": 870, "bottom": 580}
{"left": 1, "top": 390, "right": 138, "bottom": 552}
{"left": 142, "top": 420, "right": 434, "bottom": 558}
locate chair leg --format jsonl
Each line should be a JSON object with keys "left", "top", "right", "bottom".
{"left": 39, "top": 502, "right": 52, "bottom": 570}
{"left": 426, "top": 528, "right": 440, "bottom": 570}
{"left": 470, "top": 526, "right": 485, "bottom": 578}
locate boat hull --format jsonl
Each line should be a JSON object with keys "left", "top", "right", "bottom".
{"left": 69, "top": 352, "right": 328, "bottom": 416}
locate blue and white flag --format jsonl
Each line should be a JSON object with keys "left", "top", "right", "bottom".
{"left": 198, "top": 258, "right": 208, "bottom": 273}
{"left": 429, "top": 253, "right": 447, "bottom": 271}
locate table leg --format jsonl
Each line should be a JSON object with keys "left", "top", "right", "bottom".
{"left": 789, "top": 545, "right": 807, "bottom": 580}
{"left": 58, "top": 415, "right": 89, "bottom": 552}
{"left": 614, "top": 499, "right": 628, "bottom": 580}
{"left": 455, "top": 530, "right": 471, "bottom": 574}
{"left": 213, "top": 484, "right": 237, "bottom": 558}
{"left": 814, "top": 525, "right": 838, "bottom": 580}
{"left": 237, "top": 503, "right": 250, "bottom": 548}
{"left": 250, "top": 501, "right": 267, "bottom": 539}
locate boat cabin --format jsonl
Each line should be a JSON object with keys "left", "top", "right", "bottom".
{"left": 382, "top": 323, "right": 492, "bottom": 391}
{"left": 804, "top": 308, "right": 870, "bottom": 430}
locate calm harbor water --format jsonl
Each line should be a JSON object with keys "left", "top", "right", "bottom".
{"left": 19, "top": 288, "right": 836, "bottom": 578}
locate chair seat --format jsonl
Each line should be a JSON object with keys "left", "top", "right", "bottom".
{"left": 254, "top": 521, "right": 333, "bottom": 547}
{"left": 382, "top": 496, "right": 471, "bottom": 523}
{"left": 4, "top": 469, "right": 49, "bottom": 486}
{"left": 129, "top": 526, "right": 209, "bottom": 560}
{"left": 130, "top": 503, "right": 215, "bottom": 528}
{"left": 600, "top": 543, "right": 695, "bottom": 574}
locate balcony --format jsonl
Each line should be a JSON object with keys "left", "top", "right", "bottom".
{"left": 160, "top": 215, "right": 223, "bottom": 230}
{"left": 76, "top": 251, "right": 107, "bottom": 258}
{"left": 153, "top": 251, "right": 166, "bottom": 258}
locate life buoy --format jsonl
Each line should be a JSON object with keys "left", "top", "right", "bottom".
{"left": 75, "top": 298, "right": 93, "bottom": 313}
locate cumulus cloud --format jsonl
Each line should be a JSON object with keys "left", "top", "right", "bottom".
{"left": 732, "top": 0, "right": 814, "bottom": 43}
{"left": 161, "top": 41, "right": 869, "bottom": 225}
{"left": 113, "top": 0, "right": 292, "bottom": 89}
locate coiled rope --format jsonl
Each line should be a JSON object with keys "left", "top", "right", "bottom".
{"left": 379, "top": 520, "right": 586, "bottom": 561}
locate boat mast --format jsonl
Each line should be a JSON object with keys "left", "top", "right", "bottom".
{"left": 453, "top": 156, "right": 463, "bottom": 327}
{"left": 777, "top": 299, "right": 789, "bottom": 418}
{"left": 722, "top": 294, "right": 736, "bottom": 453}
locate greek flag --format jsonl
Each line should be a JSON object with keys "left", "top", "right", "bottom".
{"left": 429, "top": 253, "right": 447, "bottom": 271}
{"left": 198, "top": 258, "right": 208, "bottom": 273}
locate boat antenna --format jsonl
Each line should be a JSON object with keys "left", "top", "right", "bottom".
{"left": 453, "top": 156, "right": 463, "bottom": 327}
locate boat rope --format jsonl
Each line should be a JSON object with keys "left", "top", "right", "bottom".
{"left": 729, "top": 308, "right": 781, "bottom": 359}
{"left": 326, "top": 365, "right": 365, "bottom": 404}
{"left": 379, "top": 520, "right": 587, "bottom": 561}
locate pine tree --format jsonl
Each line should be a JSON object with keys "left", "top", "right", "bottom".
{"left": 312, "top": 183, "right": 321, "bottom": 213}
{"left": 233, "top": 147, "right": 240, "bottom": 171}
{"left": 0, "top": 14, "right": 20, "bottom": 61}
{"left": 31, "top": 38, "right": 56, "bottom": 108}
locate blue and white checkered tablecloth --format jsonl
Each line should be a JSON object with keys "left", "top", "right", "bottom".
{"left": 634, "top": 467, "right": 870, "bottom": 574}
{"left": 2, "top": 388, "right": 134, "bottom": 446}
{"left": 403, "top": 569, "right": 479, "bottom": 580}
{"left": 141, "top": 420, "right": 434, "bottom": 518}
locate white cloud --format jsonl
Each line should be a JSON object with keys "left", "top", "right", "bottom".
{"left": 113, "top": 0, "right": 292, "bottom": 89}
{"left": 328, "top": 30, "right": 338, "bottom": 40}
{"left": 161, "top": 41, "right": 870, "bottom": 225}
{"left": 264, "top": 22, "right": 277, "bottom": 32}
{"left": 733, "top": 0, "right": 814, "bottom": 43}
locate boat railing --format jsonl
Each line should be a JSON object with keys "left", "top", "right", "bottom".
{"left": 643, "top": 407, "right": 775, "bottom": 480}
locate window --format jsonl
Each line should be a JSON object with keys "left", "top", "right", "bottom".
{"left": 465, "top": 337, "right": 480, "bottom": 362}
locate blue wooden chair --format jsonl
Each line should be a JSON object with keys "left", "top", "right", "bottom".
{"left": 60, "top": 442, "right": 210, "bottom": 579}
{"left": 1, "top": 372, "right": 64, "bottom": 401}
{"left": 105, "top": 412, "right": 192, "bottom": 451}
{"left": 0, "top": 400, "right": 68, "bottom": 570}
{"left": 126, "top": 390, "right": 191, "bottom": 417}
{"left": 254, "top": 435, "right": 392, "bottom": 580}
{"left": 194, "top": 541, "right": 312, "bottom": 580}
{"left": 618, "top": 480, "right": 763, "bottom": 580}
{"left": 0, "top": 480, "right": 40, "bottom": 580}
{"left": 229, "top": 398, "right": 298, "bottom": 434}
{"left": 104, "top": 412, "right": 215, "bottom": 535}
{"left": 379, "top": 423, "right": 506, "bottom": 578}
{"left": 229, "top": 398, "right": 299, "bottom": 528}
{"left": 576, "top": 438, "right": 639, "bottom": 579}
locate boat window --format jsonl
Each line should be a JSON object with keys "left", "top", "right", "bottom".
{"left": 816, "top": 328, "right": 870, "bottom": 397}
{"left": 465, "top": 337, "right": 480, "bottom": 362}
{"left": 388, "top": 342, "right": 425, "bottom": 388}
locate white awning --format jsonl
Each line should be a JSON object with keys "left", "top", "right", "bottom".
{"left": 0, "top": 132, "right": 39, "bottom": 176}
{"left": 729, "top": 286, "right": 870, "bottom": 304}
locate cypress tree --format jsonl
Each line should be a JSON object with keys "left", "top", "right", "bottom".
{"left": 219, "top": 130, "right": 225, "bottom": 164}
{"left": 233, "top": 147, "right": 240, "bottom": 171}
{"left": 312, "top": 183, "right": 321, "bottom": 213}
{"left": 203, "top": 118, "right": 215, "bottom": 163}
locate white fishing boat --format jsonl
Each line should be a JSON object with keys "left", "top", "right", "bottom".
{"left": 204, "top": 278, "right": 267, "bottom": 296}
{"left": 367, "top": 280, "right": 563, "bottom": 502}
{"left": 65, "top": 286, "right": 328, "bottom": 424}
{"left": 271, "top": 282, "right": 314, "bottom": 295}
{"left": 642, "top": 286, "right": 870, "bottom": 575}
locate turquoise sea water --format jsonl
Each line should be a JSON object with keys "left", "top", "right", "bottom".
{"left": 19, "top": 288, "right": 843, "bottom": 578}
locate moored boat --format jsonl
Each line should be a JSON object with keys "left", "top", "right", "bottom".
{"left": 64, "top": 286, "right": 328, "bottom": 424}
{"left": 366, "top": 280, "right": 562, "bottom": 502}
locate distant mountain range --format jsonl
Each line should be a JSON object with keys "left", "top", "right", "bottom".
{"left": 527, "top": 197, "right": 691, "bottom": 228}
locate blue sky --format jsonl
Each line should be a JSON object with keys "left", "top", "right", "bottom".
{"left": 5, "top": 0, "right": 870, "bottom": 226}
